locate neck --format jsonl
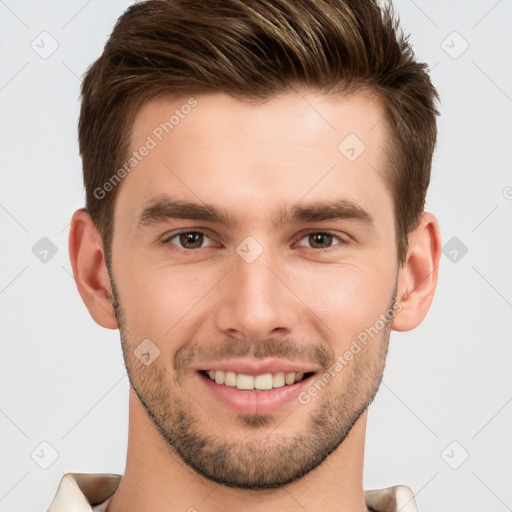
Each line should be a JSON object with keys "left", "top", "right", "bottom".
{"left": 107, "top": 388, "right": 370, "bottom": 512}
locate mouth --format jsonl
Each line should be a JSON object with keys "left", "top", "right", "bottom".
{"left": 196, "top": 368, "right": 318, "bottom": 415}
{"left": 200, "top": 369, "right": 316, "bottom": 391}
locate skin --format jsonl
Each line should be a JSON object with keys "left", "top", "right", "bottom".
{"left": 69, "top": 90, "right": 441, "bottom": 512}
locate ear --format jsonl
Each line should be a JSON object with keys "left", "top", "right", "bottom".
{"left": 392, "top": 212, "right": 441, "bottom": 332}
{"left": 68, "top": 208, "right": 118, "bottom": 330}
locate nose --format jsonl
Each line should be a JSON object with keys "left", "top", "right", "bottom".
{"left": 214, "top": 244, "right": 299, "bottom": 343}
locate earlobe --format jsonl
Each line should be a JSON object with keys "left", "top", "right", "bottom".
{"left": 68, "top": 208, "right": 119, "bottom": 330}
{"left": 392, "top": 212, "right": 441, "bottom": 332}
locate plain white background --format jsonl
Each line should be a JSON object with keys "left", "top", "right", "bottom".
{"left": 0, "top": 1, "right": 511, "bottom": 511}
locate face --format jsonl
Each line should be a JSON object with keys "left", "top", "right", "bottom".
{"left": 109, "top": 91, "right": 399, "bottom": 489}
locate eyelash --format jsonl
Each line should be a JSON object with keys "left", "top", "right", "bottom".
{"left": 161, "top": 229, "right": 349, "bottom": 255}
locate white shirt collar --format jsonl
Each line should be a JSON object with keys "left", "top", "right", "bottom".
{"left": 48, "top": 472, "right": 419, "bottom": 512}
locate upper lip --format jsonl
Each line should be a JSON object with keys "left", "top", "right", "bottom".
{"left": 193, "top": 358, "right": 321, "bottom": 376}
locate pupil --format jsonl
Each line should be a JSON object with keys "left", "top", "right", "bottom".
{"left": 177, "top": 233, "right": 332, "bottom": 250}
{"left": 311, "top": 233, "right": 331, "bottom": 248}
{"left": 180, "top": 232, "right": 202, "bottom": 249}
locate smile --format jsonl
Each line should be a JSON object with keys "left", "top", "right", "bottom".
{"left": 203, "top": 370, "right": 314, "bottom": 391}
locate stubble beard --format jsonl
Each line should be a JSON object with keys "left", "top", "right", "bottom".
{"left": 111, "top": 276, "right": 396, "bottom": 490}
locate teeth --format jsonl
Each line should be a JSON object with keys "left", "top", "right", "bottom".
{"left": 285, "top": 372, "right": 296, "bottom": 385}
{"left": 254, "top": 373, "right": 273, "bottom": 390}
{"left": 205, "top": 370, "right": 309, "bottom": 390}
{"left": 237, "top": 374, "right": 254, "bottom": 390}
{"left": 224, "top": 371, "right": 237, "bottom": 387}
{"left": 272, "top": 372, "right": 285, "bottom": 388}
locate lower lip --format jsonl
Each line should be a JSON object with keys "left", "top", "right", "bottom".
{"left": 198, "top": 372, "right": 314, "bottom": 415}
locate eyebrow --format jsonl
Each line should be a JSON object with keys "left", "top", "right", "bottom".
{"left": 135, "top": 194, "right": 374, "bottom": 231}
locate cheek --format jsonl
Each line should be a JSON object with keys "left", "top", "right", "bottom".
{"left": 290, "top": 259, "right": 396, "bottom": 344}
{"left": 114, "top": 255, "right": 219, "bottom": 337}
{"left": 113, "top": 235, "right": 397, "bottom": 348}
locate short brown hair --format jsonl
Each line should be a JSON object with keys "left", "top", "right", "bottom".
{"left": 79, "top": 0, "right": 439, "bottom": 265}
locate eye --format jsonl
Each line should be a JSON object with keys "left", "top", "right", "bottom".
{"left": 161, "top": 229, "right": 348, "bottom": 254}
{"left": 295, "top": 231, "right": 347, "bottom": 252}
{"left": 163, "top": 230, "right": 215, "bottom": 250}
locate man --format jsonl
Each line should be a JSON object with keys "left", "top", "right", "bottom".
{"left": 49, "top": 0, "right": 441, "bottom": 510}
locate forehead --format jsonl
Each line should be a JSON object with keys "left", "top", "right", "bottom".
{"left": 132, "top": 90, "right": 387, "bottom": 155}
{"left": 117, "top": 90, "right": 392, "bottom": 231}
